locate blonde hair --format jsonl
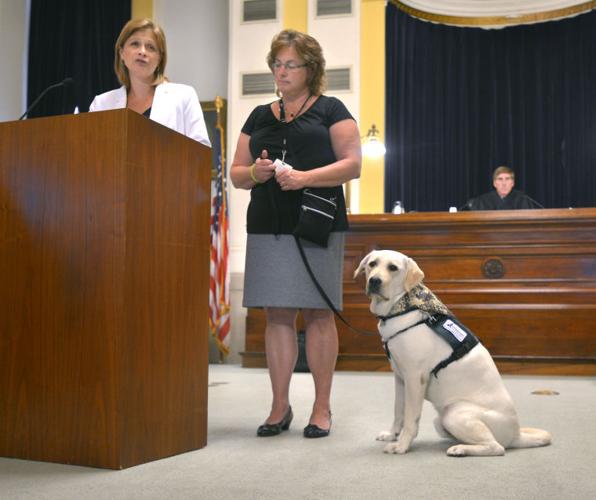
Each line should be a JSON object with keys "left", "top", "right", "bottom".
{"left": 267, "top": 30, "right": 326, "bottom": 96}
{"left": 114, "top": 19, "right": 167, "bottom": 90}
{"left": 493, "top": 166, "right": 515, "bottom": 181}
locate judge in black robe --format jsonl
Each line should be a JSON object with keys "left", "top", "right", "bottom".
{"left": 470, "top": 189, "right": 536, "bottom": 210}
{"left": 467, "top": 166, "right": 541, "bottom": 211}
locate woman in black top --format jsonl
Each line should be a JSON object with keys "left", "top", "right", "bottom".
{"left": 231, "top": 30, "right": 361, "bottom": 438}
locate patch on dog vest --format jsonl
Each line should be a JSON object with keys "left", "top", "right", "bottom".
{"left": 426, "top": 314, "right": 480, "bottom": 377}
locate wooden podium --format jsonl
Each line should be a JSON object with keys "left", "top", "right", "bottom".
{"left": 0, "top": 110, "right": 212, "bottom": 469}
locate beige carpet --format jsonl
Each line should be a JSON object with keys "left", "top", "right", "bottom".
{"left": 1, "top": 365, "right": 595, "bottom": 500}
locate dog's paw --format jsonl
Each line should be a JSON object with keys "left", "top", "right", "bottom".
{"left": 383, "top": 441, "right": 409, "bottom": 454}
{"left": 447, "top": 442, "right": 505, "bottom": 457}
{"left": 376, "top": 431, "right": 398, "bottom": 442}
{"left": 446, "top": 444, "right": 467, "bottom": 457}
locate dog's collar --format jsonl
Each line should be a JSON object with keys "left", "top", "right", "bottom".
{"left": 376, "top": 306, "right": 419, "bottom": 323}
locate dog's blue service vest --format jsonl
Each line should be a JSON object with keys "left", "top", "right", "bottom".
{"left": 383, "top": 313, "right": 480, "bottom": 378}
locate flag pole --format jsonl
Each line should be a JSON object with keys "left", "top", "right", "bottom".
{"left": 216, "top": 95, "right": 225, "bottom": 365}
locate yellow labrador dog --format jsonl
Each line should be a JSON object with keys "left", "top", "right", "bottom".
{"left": 354, "top": 250, "right": 552, "bottom": 457}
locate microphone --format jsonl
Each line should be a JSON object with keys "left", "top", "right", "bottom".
{"left": 458, "top": 199, "right": 474, "bottom": 211}
{"left": 19, "top": 77, "right": 74, "bottom": 120}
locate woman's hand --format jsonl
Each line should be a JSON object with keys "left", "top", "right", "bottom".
{"left": 271, "top": 119, "right": 362, "bottom": 191}
{"left": 276, "top": 167, "right": 308, "bottom": 191}
{"left": 253, "top": 150, "right": 275, "bottom": 184}
{"left": 231, "top": 135, "right": 275, "bottom": 189}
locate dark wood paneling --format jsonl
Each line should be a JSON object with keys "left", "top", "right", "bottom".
{"left": 243, "top": 209, "right": 596, "bottom": 375}
{"left": 0, "top": 110, "right": 211, "bottom": 469}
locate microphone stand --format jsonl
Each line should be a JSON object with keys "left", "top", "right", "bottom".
{"left": 19, "top": 78, "right": 74, "bottom": 120}
{"left": 525, "top": 194, "right": 545, "bottom": 209}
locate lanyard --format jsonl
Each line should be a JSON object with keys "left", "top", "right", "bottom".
{"left": 278, "top": 95, "right": 311, "bottom": 162}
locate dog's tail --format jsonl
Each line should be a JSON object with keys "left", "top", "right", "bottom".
{"left": 509, "top": 427, "right": 552, "bottom": 449}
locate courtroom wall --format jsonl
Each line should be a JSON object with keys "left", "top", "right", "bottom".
{"left": 153, "top": 0, "right": 228, "bottom": 101}
{"left": 0, "top": 0, "right": 28, "bottom": 121}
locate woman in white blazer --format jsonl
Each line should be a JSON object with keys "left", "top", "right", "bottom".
{"left": 89, "top": 18, "right": 211, "bottom": 148}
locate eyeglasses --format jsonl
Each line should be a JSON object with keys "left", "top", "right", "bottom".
{"left": 271, "top": 61, "right": 307, "bottom": 71}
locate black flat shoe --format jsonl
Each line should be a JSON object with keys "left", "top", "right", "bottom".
{"left": 303, "top": 412, "right": 332, "bottom": 438}
{"left": 256, "top": 406, "right": 293, "bottom": 437}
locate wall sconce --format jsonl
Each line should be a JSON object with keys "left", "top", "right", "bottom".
{"left": 361, "top": 124, "right": 386, "bottom": 158}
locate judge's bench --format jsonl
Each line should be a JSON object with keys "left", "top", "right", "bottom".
{"left": 243, "top": 208, "right": 596, "bottom": 376}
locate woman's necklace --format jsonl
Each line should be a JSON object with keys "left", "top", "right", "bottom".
{"left": 279, "top": 93, "right": 311, "bottom": 123}
{"left": 278, "top": 93, "right": 313, "bottom": 162}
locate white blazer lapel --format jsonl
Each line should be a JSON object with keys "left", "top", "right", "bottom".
{"left": 149, "top": 83, "right": 171, "bottom": 127}
{"left": 113, "top": 86, "right": 127, "bottom": 109}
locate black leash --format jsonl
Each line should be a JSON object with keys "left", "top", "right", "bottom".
{"left": 281, "top": 98, "right": 376, "bottom": 338}
{"left": 294, "top": 235, "right": 377, "bottom": 337}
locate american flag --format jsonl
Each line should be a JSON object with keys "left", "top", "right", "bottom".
{"left": 209, "top": 120, "right": 230, "bottom": 355}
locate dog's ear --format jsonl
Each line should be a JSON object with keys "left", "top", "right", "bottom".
{"left": 404, "top": 257, "right": 425, "bottom": 291}
{"left": 354, "top": 252, "right": 372, "bottom": 279}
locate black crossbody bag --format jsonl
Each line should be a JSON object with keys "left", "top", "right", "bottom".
{"left": 293, "top": 187, "right": 338, "bottom": 247}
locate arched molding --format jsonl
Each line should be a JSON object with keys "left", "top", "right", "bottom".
{"left": 390, "top": 0, "right": 595, "bottom": 28}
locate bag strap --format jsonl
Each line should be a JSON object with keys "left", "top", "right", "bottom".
{"left": 294, "top": 235, "right": 377, "bottom": 337}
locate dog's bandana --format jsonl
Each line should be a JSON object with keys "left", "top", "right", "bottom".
{"left": 377, "top": 284, "right": 453, "bottom": 322}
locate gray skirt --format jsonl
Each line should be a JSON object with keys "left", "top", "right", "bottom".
{"left": 243, "top": 233, "right": 345, "bottom": 310}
